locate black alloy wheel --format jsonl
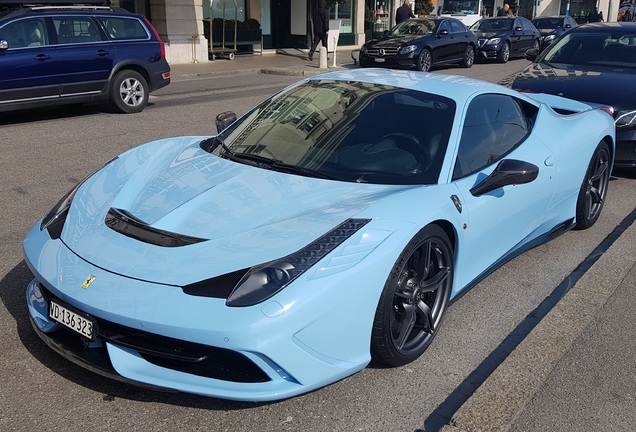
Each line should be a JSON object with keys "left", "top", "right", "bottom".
{"left": 575, "top": 140, "right": 611, "bottom": 229}
{"left": 371, "top": 225, "right": 453, "bottom": 366}
{"left": 498, "top": 42, "right": 510, "bottom": 63}
{"left": 460, "top": 45, "right": 475, "bottom": 68}
{"left": 417, "top": 48, "right": 433, "bottom": 72}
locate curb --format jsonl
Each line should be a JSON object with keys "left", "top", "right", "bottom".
{"left": 439, "top": 219, "right": 636, "bottom": 432}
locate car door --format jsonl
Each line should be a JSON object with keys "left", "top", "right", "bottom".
{"left": 519, "top": 17, "right": 537, "bottom": 52}
{"left": 51, "top": 15, "right": 114, "bottom": 97}
{"left": 450, "top": 93, "right": 557, "bottom": 287}
{"left": 433, "top": 20, "right": 455, "bottom": 63}
{"left": 0, "top": 17, "right": 58, "bottom": 106}
{"left": 449, "top": 19, "right": 470, "bottom": 60}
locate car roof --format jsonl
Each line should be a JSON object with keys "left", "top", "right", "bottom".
{"left": 572, "top": 22, "right": 636, "bottom": 31}
{"left": 306, "top": 69, "right": 511, "bottom": 103}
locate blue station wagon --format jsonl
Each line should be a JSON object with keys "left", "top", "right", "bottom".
{"left": 0, "top": 1, "right": 171, "bottom": 113}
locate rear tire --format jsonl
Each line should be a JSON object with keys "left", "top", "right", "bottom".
{"left": 460, "top": 45, "right": 475, "bottom": 68}
{"left": 110, "top": 70, "right": 149, "bottom": 114}
{"left": 371, "top": 225, "right": 453, "bottom": 367}
{"left": 575, "top": 141, "right": 611, "bottom": 229}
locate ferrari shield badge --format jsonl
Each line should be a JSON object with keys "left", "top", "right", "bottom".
{"left": 82, "top": 275, "right": 96, "bottom": 289}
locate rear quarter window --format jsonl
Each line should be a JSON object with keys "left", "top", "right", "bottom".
{"left": 96, "top": 16, "right": 149, "bottom": 40}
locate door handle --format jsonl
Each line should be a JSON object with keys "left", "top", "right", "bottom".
{"left": 96, "top": 49, "right": 110, "bottom": 57}
{"left": 35, "top": 54, "right": 51, "bottom": 61}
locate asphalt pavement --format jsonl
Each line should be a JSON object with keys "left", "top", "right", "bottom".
{"left": 167, "top": 50, "right": 636, "bottom": 431}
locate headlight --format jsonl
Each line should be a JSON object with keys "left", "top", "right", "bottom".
{"left": 399, "top": 45, "right": 417, "bottom": 55}
{"left": 40, "top": 157, "right": 118, "bottom": 239}
{"left": 615, "top": 109, "right": 636, "bottom": 128}
{"left": 226, "top": 219, "right": 370, "bottom": 307}
{"left": 485, "top": 38, "right": 501, "bottom": 46}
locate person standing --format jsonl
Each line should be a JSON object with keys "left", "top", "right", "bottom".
{"left": 396, "top": 0, "right": 416, "bottom": 25}
{"left": 308, "top": 0, "right": 329, "bottom": 61}
{"left": 497, "top": 3, "right": 510, "bottom": 16}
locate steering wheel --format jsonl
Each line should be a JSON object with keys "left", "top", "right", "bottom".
{"left": 380, "top": 133, "right": 433, "bottom": 168}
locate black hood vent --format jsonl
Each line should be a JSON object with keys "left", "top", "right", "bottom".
{"left": 105, "top": 208, "right": 207, "bottom": 247}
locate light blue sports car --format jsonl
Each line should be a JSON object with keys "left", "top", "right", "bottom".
{"left": 24, "top": 69, "right": 615, "bottom": 402}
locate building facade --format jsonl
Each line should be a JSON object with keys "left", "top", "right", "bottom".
{"left": 116, "top": 0, "right": 622, "bottom": 64}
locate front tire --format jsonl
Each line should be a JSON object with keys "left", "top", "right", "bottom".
{"left": 498, "top": 42, "right": 510, "bottom": 63}
{"left": 110, "top": 70, "right": 149, "bottom": 114}
{"left": 575, "top": 141, "right": 611, "bottom": 229}
{"left": 417, "top": 48, "right": 433, "bottom": 72}
{"left": 371, "top": 225, "right": 453, "bottom": 367}
{"left": 460, "top": 45, "right": 475, "bottom": 68}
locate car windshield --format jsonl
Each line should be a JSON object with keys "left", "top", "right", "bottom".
{"left": 541, "top": 32, "right": 636, "bottom": 68}
{"left": 442, "top": 0, "right": 480, "bottom": 14}
{"left": 533, "top": 18, "right": 562, "bottom": 29}
{"left": 471, "top": 19, "right": 513, "bottom": 32}
{"left": 211, "top": 80, "right": 456, "bottom": 185}
{"left": 390, "top": 19, "right": 436, "bottom": 36}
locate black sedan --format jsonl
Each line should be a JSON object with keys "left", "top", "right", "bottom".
{"left": 532, "top": 15, "right": 578, "bottom": 51}
{"left": 470, "top": 17, "right": 540, "bottom": 63}
{"left": 359, "top": 18, "right": 478, "bottom": 72}
{"left": 500, "top": 23, "right": 636, "bottom": 168}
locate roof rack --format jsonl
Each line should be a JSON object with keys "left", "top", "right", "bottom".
{"left": 0, "top": 0, "right": 108, "bottom": 3}
{"left": 28, "top": 5, "right": 113, "bottom": 10}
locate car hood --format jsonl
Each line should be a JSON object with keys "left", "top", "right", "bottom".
{"left": 472, "top": 30, "right": 507, "bottom": 39}
{"left": 510, "top": 62, "right": 636, "bottom": 111}
{"left": 538, "top": 29, "right": 558, "bottom": 36}
{"left": 61, "top": 137, "right": 412, "bottom": 285}
{"left": 365, "top": 35, "right": 427, "bottom": 47}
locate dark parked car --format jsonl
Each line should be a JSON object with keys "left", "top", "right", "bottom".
{"left": 470, "top": 16, "right": 540, "bottom": 63}
{"left": 500, "top": 23, "right": 636, "bottom": 168}
{"left": 359, "top": 18, "right": 478, "bottom": 72}
{"left": 532, "top": 15, "right": 577, "bottom": 51}
{"left": 0, "top": 1, "right": 171, "bottom": 113}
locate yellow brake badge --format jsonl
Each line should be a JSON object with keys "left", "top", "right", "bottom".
{"left": 82, "top": 276, "right": 96, "bottom": 289}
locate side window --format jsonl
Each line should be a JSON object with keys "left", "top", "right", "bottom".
{"left": 0, "top": 18, "right": 48, "bottom": 49}
{"left": 438, "top": 20, "right": 451, "bottom": 34}
{"left": 453, "top": 94, "right": 532, "bottom": 180}
{"left": 53, "top": 17, "right": 102, "bottom": 44}
{"left": 522, "top": 18, "right": 534, "bottom": 31}
{"left": 449, "top": 20, "right": 466, "bottom": 34}
{"left": 95, "top": 17, "right": 149, "bottom": 41}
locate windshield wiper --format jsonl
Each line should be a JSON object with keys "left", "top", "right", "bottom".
{"left": 268, "top": 161, "right": 336, "bottom": 180}
{"left": 220, "top": 148, "right": 336, "bottom": 180}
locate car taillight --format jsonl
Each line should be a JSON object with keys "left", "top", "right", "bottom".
{"left": 144, "top": 17, "right": 166, "bottom": 58}
{"left": 596, "top": 106, "right": 615, "bottom": 118}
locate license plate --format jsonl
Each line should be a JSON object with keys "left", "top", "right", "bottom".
{"left": 49, "top": 300, "right": 97, "bottom": 340}
{"left": 374, "top": 58, "right": 385, "bottom": 63}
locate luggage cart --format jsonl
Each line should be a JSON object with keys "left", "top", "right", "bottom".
{"left": 209, "top": 0, "right": 237, "bottom": 60}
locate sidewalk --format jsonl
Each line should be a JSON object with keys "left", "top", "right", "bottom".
{"left": 439, "top": 215, "right": 636, "bottom": 432}
{"left": 168, "top": 47, "right": 359, "bottom": 79}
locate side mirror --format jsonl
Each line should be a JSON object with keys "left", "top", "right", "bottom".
{"left": 565, "top": 24, "right": 571, "bottom": 28}
{"left": 525, "top": 48, "right": 539, "bottom": 61}
{"left": 470, "top": 159, "right": 539, "bottom": 196}
{"left": 215, "top": 111, "right": 237, "bottom": 133}
{"left": 438, "top": 29, "right": 450, "bottom": 36}
{"left": 514, "top": 26, "right": 523, "bottom": 32}
{"left": 0, "top": 39, "right": 8, "bottom": 51}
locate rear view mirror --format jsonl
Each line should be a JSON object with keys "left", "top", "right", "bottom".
{"left": 470, "top": 159, "right": 539, "bottom": 196}
{"left": 215, "top": 111, "right": 237, "bottom": 133}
